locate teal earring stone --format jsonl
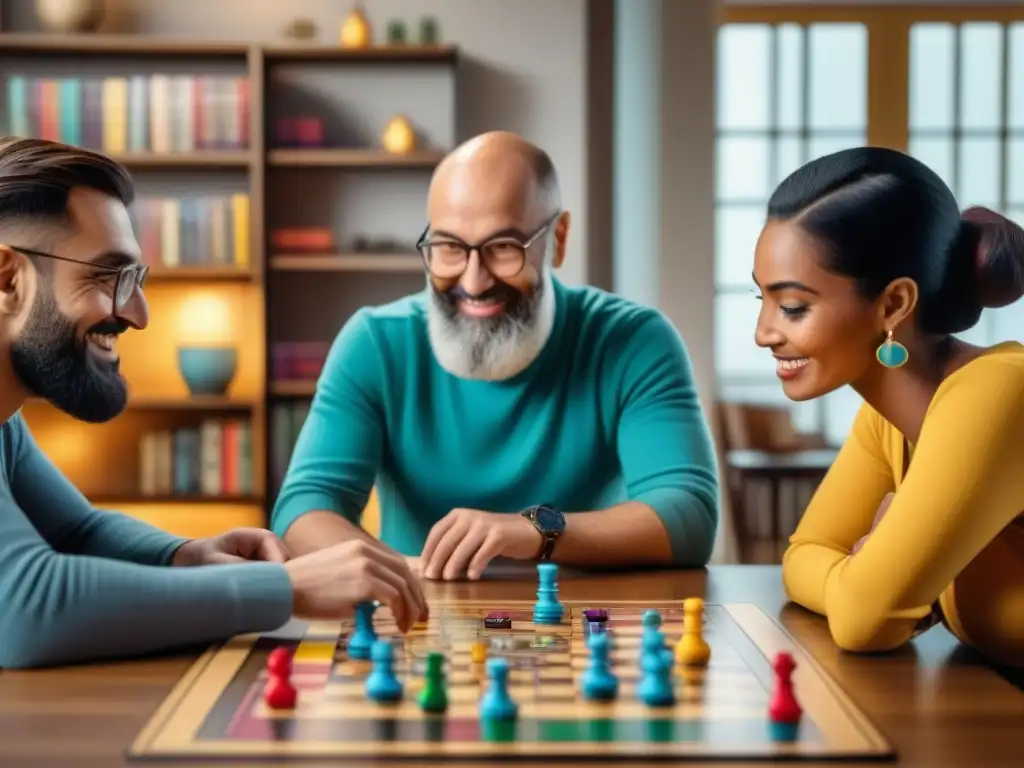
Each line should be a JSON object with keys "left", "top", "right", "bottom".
{"left": 876, "top": 331, "right": 909, "bottom": 368}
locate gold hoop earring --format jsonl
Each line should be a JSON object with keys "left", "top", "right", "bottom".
{"left": 876, "top": 329, "right": 909, "bottom": 368}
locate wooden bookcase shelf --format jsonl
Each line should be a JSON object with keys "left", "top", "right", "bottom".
{"left": 0, "top": 34, "right": 251, "bottom": 57}
{"left": 0, "top": 32, "right": 458, "bottom": 538}
{"left": 109, "top": 151, "right": 255, "bottom": 168}
{"left": 147, "top": 266, "right": 255, "bottom": 282}
{"left": 25, "top": 395, "right": 256, "bottom": 408}
{"left": 126, "top": 396, "right": 258, "bottom": 411}
{"left": 266, "top": 149, "right": 444, "bottom": 168}
{"left": 262, "top": 44, "right": 458, "bottom": 64}
{"left": 270, "top": 254, "right": 422, "bottom": 273}
{"left": 269, "top": 380, "right": 318, "bottom": 398}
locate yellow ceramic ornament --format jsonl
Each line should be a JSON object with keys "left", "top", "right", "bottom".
{"left": 340, "top": 3, "right": 371, "bottom": 48}
{"left": 381, "top": 115, "right": 416, "bottom": 154}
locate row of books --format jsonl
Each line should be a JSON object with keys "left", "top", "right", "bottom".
{"left": 138, "top": 419, "right": 253, "bottom": 498}
{"left": 131, "top": 194, "right": 250, "bottom": 268}
{"left": 271, "top": 342, "right": 329, "bottom": 382}
{"left": 4, "top": 74, "right": 250, "bottom": 154}
{"left": 270, "top": 401, "right": 310, "bottom": 490}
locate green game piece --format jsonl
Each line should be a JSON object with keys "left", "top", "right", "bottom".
{"left": 418, "top": 651, "right": 448, "bottom": 713}
{"left": 386, "top": 20, "right": 407, "bottom": 44}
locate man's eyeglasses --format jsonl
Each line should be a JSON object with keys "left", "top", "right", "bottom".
{"left": 415, "top": 211, "right": 561, "bottom": 280}
{"left": 9, "top": 245, "right": 148, "bottom": 311}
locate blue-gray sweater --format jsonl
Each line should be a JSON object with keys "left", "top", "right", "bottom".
{"left": 0, "top": 411, "right": 293, "bottom": 668}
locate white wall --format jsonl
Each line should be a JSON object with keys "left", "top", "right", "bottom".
{"left": 613, "top": 0, "right": 725, "bottom": 560}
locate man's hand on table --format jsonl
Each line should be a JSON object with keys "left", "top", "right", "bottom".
{"left": 172, "top": 527, "right": 428, "bottom": 633}
{"left": 284, "top": 539, "right": 429, "bottom": 632}
{"left": 420, "top": 508, "right": 543, "bottom": 581}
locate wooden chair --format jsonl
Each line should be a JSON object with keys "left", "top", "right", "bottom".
{"left": 717, "top": 402, "right": 837, "bottom": 563}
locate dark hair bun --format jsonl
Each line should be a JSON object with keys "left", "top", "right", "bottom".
{"left": 960, "top": 206, "right": 1024, "bottom": 309}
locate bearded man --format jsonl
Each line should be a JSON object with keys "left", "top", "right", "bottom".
{"left": 272, "top": 131, "right": 719, "bottom": 579}
{"left": 0, "top": 137, "right": 427, "bottom": 669}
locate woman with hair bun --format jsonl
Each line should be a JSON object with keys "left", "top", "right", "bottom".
{"left": 752, "top": 146, "right": 1024, "bottom": 666}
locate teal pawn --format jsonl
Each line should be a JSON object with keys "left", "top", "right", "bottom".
{"left": 639, "top": 610, "right": 663, "bottom": 660}
{"left": 639, "top": 628, "right": 667, "bottom": 669}
{"left": 637, "top": 648, "right": 675, "bottom": 707}
{"left": 348, "top": 601, "right": 377, "bottom": 660}
{"left": 480, "top": 657, "right": 518, "bottom": 720}
{"left": 365, "top": 639, "right": 403, "bottom": 703}
{"left": 580, "top": 632, "right": 618, "bottom": 701}
{"left": 533, "top": 563, "right": 564, "bottom": 624}
{"left": 641, "top": 609, "right": 662, "bottom": 636}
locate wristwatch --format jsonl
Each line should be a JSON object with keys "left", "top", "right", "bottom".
{"left": 521, "top": 504, "right": 566, "bottom": 560}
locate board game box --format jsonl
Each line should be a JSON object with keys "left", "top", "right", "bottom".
{"left": 127, "top": 595, "right": 896, "bottom": 761}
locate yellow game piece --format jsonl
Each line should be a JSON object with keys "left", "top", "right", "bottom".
{"left": 676, "top": 597, "right": 711, "bottom": 666}
{"left": 470, "top": 639, "right": 488, "bottom": 663}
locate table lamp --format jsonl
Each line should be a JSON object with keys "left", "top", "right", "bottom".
{"left": 176, "top": 293, "right": 238, "bottom": 397}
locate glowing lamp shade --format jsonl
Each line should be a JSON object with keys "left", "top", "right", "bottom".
{"left": 176, "top": 293, "right": 237, "bottom": 396}
{"left": 177, "top": 293, "right": 235, "bottom": 346}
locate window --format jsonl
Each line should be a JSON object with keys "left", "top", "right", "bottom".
{"left": 908, "top": 21, "right": 1024, "bottom": 348}
{"left": 714, "top": 21, "right": 868, "bottom": 443}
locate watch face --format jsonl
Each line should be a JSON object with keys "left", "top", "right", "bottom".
{"left": 534, "top": 506, "right": 565, "bottom": 534}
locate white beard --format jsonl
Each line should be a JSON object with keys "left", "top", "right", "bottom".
{"left": 427, "top": 268, "right": 556, "bottom": 381}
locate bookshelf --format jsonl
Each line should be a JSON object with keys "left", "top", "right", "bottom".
{"left": 0, "top": 33, "right": 458, "bottom": 539}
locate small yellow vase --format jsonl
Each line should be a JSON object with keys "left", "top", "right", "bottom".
{"left": 340, "top": 3, "right": 371, "bottom": 48}
{"left": 381, "top": 115, "right": 416, "bottom": 154}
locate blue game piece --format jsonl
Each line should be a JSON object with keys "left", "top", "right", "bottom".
{"left": 641, "top": 609, "right": 662, "bottom": 637}
{"left": 533, "top": 563, "right": 564, "bottom": 624}
{"left": 637, "top": 648, "right": 675, "bottom": 707}
{"left": 639, "top": 624, "right": 666, "bottom": 663}
{"left": 479, "top": 657, "right": 518, "bottom": 719}
{"left": 365, "top": 639, "right": 403, "bottom": 702}
{"left": 347, "top": 601, "right": 377, "bottom": 660}
{"left": 580, "top": 632, "right": 619, "bottom": 701}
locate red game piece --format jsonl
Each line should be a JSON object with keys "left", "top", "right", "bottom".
{"left": 267, "top": 647, "right": 293, "bottom": 677}
{"left": 768, "top": 651, "right": 802, "bottom": 723}
{"left": 264, "top": 647, "right": 297, "bottom": 710}
{"left": 264, "top": 674, "right": 297, "bottom": 709}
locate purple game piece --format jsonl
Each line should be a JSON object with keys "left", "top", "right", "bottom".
{"left": 583, "top": 608, "right": 608, "bottom": 623}
{"left": 484, "top": 612, "right": 512, "bottom": 629}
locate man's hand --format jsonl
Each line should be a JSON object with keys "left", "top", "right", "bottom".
{"left": 172, "top": 528, "right": 290, "bottom": 566}
{"left": 851, "top": 492, "right": 894, "bottom": 555}
{"left": 420, "top": 508, "right": 543, "bottom": 581}
{"left": 284, "top": 539, "right": 429, "bottom": 632}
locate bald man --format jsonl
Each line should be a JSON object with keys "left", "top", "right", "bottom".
{"left": 271, "top": 132, "right": 719, "bottom": 579}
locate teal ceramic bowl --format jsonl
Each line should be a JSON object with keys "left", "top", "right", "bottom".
{"left": 177, "top": 346, "right": 238, "bottom": 396}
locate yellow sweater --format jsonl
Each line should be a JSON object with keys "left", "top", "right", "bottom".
{"left": 782, "top": 341, "right": 1024, "bottom": 666}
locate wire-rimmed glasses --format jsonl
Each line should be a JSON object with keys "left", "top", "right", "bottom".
{"left": 8, "top": 245, "right": 148, "bottom": 311}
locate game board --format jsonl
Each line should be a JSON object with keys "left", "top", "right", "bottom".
{"left": 127, "top": 598, "right": 896, "bottom": 761}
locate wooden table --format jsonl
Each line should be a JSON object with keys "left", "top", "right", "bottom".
{"left": 1, "top": 565, "right": 1021, "bottom": 767}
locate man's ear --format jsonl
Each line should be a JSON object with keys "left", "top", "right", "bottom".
{"left": 551, "top": 211, "right": 571, "bottom": 269}
{"left": 0, "top": 245, "right": 30, "bottom": 318}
